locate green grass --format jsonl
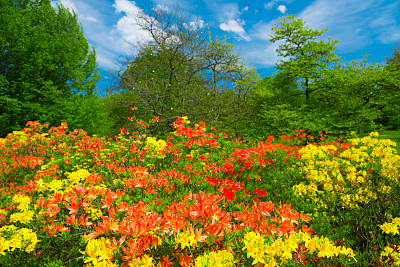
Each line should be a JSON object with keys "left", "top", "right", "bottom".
{"left": 378, "top": 130, "right": 400, "bottom": 154}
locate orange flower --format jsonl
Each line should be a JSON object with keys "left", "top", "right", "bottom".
{"left": 176, "top": 251, "right": 193, "bottom": 267}
{"left": 105, "top": 235, "right": 126, "bottom": 250}
{"left": 44, "top": 222, "right": 68, "bottom": 236}
{"left": 121, "top": 238, "right": 146, "bottom": 262}
{"left": 66, "top": 198, "right": 82, "bottom": 215}
{"left": 88, "top": 216, "right": 120, "bottom": 238}
{"left": 159, "top": 255, "right": 174, "bottom": 267}
{"left": 45, "top": 204, "right": 61, "bottom": 218}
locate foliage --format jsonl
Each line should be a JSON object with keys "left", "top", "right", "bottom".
{"left": 381, "top": 45, "right": 400, "bottom": 130}
{"left": 6, "top": 117, "right": 395, "bottom": 266}
{"left": 106, "top": 3, "right": 260, "bottom": 138}
{"left": 293, "top": 132, "right": 400, "bottom": 264}
{"left": 250, "top": 15, "right": 399, "bottom": 138}
{"left": 0, "top": 0, "right": 106, "bottom": 137}
{"left": 269, "top": 14, "right": 340, "bottom": 100}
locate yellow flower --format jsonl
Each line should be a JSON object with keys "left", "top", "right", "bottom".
{"left": 243, "top": 232, "right": 268, "bottom": 265}
{"left": 175, "top": 231, "right": 197, "bottom": 250}
{"left": 0, "top": 225, "right": 39, "bottom": 255}
{"left": 370, "top": 132, "right": 379, "bottom": 138}
{"left": 12, "top": 194, "right": 31, "bottom": 210}
{"left": 82, "top": 237, "right": 115, "bottom": 266}
{"left": 10, "top": 210, "right": 35, "bottom": 224}
{"left": 380, "top": 222, "right": 399, "bottom": 236}
{"left": 194, "top": 250, "right": 236, "bottom": 267}
{"left": 380, "top": 245, "right": 400, "bottom": 266}
{"left": 128, "top": 254, "right": 154, "bottom": 267}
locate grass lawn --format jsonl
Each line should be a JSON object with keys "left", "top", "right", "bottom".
{"left": 378, "top": 129, "right": 400, "bottom": 154}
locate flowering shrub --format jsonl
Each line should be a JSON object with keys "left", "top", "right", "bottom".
{"left": 0, "top": 225, "right": 39, "bottom": 255}
{"left": 294, "top": 132, "right": 400, "bottom": 210}
{"left": 0, "top": 112, "right": 397, "bottom": 265}
{"left": 243, "top": 230, "right": 356, "bottom": 266}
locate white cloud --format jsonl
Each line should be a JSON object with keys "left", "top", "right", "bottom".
{"left": 190, "top": 19, "right": 205, "bottom": 29}
{"left": 249, "top": 21, "right": 275, "bottom": 41}
{"left": 220, "top": 19, "right": 243, "bottom": 33}
{"left": 155, "top": 4, "right": 169, "bottom": 11}
{"left": 264, "top": 0, "right": 277, "bottom": 9}
{"left": 264, "top": 0, "right": 290, "bottom": 10}
{"left": 243, "top": 41, "right": 282, "bottom": 67}
{"left": 296, "top": 0, "right": 400, "bottom": 52}
{"left": 213, "top": 2, "right": 250, "bottom": 40}
{"left": 217, "top": 2, "right": 241, "bottom": 21}
{"left": 220, "top": 19, "right": 250, "bottom": 41}
{"left": 377, "top": 26, "right": 400, "bottom": 43}
{"left": 112, "top": 0, "right": 153, "bottom": 48}
{"left": 277, "top": 5, "right": 287, "bottom": 14}
{"left": 84, "top": 16, "right": 98, "bottom": 22}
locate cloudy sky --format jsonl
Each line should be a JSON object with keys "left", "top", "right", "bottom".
{"left": 51, "top": 0, "right": 400, "bottom": 94}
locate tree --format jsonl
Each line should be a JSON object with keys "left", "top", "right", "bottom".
{"left": 386, "top": 45, "right": 400, "bottom": 68}
{"left": 0, "top": 0, "right": 103, "bottom": 137}
{"left": 250, "top": 15, "right": 397, "bottom": 137}
{"left": 107, "top": 3, "right": 260, "bottom": 137}
{"left": 246, "top": 71, "right": 316, "bottom": 138}
{"left": 311, "top": 56, "right": 390, "bottom": 133}
{"left": 269, "top": 15, "right": 340, "bottom": 100}
{"left": 381, "top": 45, "right": 400, "bottom": 129}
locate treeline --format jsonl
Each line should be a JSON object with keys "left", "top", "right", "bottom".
{"left": 1, "top": 0, "right": 399, "bottom": 139}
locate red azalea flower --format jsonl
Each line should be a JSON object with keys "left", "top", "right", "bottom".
{"left": 222, "top": 187, "right": 235, "bottom": 201}
{"left": 254, "top": 188, "right": 267, "bottom": 198}
{"left": 207, "top": 177, "right": 218, "bottom": 185}
{"left": 198, "top": 155, "right": 207, "bottom": 161}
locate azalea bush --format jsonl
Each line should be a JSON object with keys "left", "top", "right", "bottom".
{"left": 0, "top": 110, "right": 398, "bottom": 266}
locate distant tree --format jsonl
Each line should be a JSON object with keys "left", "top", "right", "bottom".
{"left": 386, "top": 45, "right": 400, "bottom": 68}
{"left": 0, "top": 0, "right": 106, "bottom": 136}
{"left": 312, "top": 56, "right": 390, "bottom": 133}
{"left": 250, "top": 16, "right": 399, "bottom": 137}
{"left": 381, "top": 45, "right": 400, "bottom": 130}
{"left": 269, "top": 14, "right": 340, "bottom": 101}
{"left": 107, "top": 3, "right": 260, "bottom": 137}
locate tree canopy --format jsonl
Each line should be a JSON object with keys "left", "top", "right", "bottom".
{"left": 269, "top": 15, "right": 340, "bottom": 100}
{"left": 0, "top": 0, "right": 103, "bottom": 136}
{"left": 246, "top": 15, "right": 400, "bottom": 139}
{"left": 105, "top": 3, "right": 260, "bottom": 137}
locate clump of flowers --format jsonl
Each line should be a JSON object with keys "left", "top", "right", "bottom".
{"left": 0, "top": 225, "right": 39, "bottom": 255}
{"left": 175, "top": 231, "right": 197, "bottom": 250}
{"left": 194, "top": 250, "right": 236, "bottom": 267}
{"left": 378, "top": 217, "right": 400, "bottom": 266}
{"left": 294, "top": 132, "right": 400, "bottom": 210}
{"left": 81, "top": 237, "right": 115, "bottom": 267}
{"left": 243, "top": 230, "right": 356, "bottom": 266}
{"left": 380, "top": 244, "right": 400, "bottom": 266}
{"left": 9, "top": 194, "right": 35, "bottom": 225}
{"left": 126, "top": 254, "right": 154, "bottom": 267}
{"left": 145, "top": 136, "right": 166, "bottom": 159}
{"left": 12, "top": 194, "right": 31, "bottom": 211}
{"left": 65, "top": 169, "right": 92, "bottom": 191}
{"left": 380, "top": 217, "right": 400, "bottom": 236}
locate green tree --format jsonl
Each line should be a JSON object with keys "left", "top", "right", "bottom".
{"left": 380, "top": 45, "right": 400, "bottom": 129}
{"left": 246, "top": 71, "right": 317, "bottom": 138}
{"left": 251, "top": 15, "right": 394, "bottom": 138}
{"left": 0, "top": 0, "right": 105, "bottom": 137}
{"left": 312, "top": 56, "right": 390, "bottom": 133}
{"left": 107, "top": 3, "right": 260, "bottom": 137}
{"left": 386, "top": 45, "right": 400, "bottom": 68}
{"left": 269, "top": 14, "right": 340, "bottom": 100}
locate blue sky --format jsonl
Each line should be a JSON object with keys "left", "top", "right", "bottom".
{"left": 51, "top": 0, "right": 400, "bottom": 94}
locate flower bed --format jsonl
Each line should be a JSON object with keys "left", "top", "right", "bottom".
{"left": 0, "top": 114, "right": 399, "bottom": 266}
